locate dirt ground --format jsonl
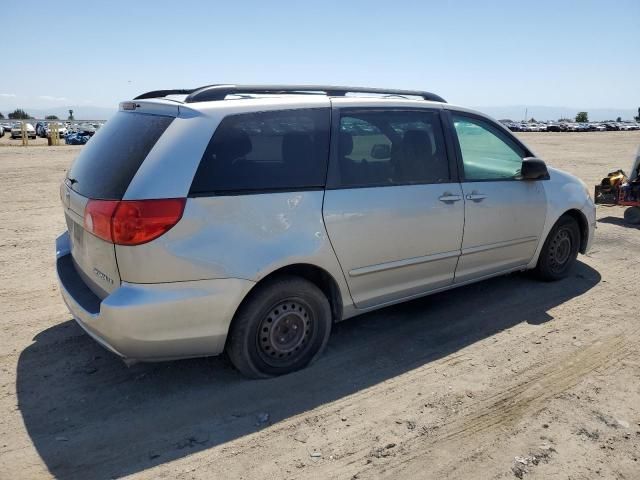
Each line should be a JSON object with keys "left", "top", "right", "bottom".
{"left": 0, "top": 134, "right": 54, "bottom": 147}
{"left": 0, "top": 132, "right": 639, "bottom": 480}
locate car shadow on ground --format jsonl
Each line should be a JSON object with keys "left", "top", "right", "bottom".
{"left": 17, "top": 262, "right": 600, "bottom": 479}
{"left": 598, "top": 215, "right": 640, "bottom": 229}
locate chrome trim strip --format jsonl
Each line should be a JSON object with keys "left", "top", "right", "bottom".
{"left": 341, "top": 263, "right": 529, "bottom": 320}
{"left": 349, "top": 250, "right": 460, "bottom": 277}
{"left": 462, "top": 236, "right": 538, "bottom": 256}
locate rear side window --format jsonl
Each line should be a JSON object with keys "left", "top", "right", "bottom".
{"left": 332, "top": 109, "right": 449, "bottom": 188}
{"left": 67, "top": 112, "right": 173, "bottom": 199}
{"left": 190, "top": 108, "right": 330, "bottom": 195}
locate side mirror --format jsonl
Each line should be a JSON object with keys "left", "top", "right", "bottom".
{"left": 370, "top": 143, "right": 391, "bottom": 159}
{"left": 521, "top": 157, "right": 550, "bottom": 180}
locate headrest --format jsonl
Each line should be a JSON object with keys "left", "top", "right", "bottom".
{"left": 403, "top": 130, "right": 433, "bottom": 154}
{"left": 215, "top": 128, "right": 252, "bottom": 159}
{"left": 339, "top": 132, "right": 353, "bottom": 156}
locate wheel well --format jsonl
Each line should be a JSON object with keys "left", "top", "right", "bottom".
{"left": 563, "top": 209, "right": 589, "bottom": 253}
{"left": 252, "top": 264, "right": 343, "bottom": 322}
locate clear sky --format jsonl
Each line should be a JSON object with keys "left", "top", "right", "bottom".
{"left": 2, "top": 0, "right": 638, "bottom": 111}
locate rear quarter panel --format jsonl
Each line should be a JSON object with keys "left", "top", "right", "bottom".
{"left": 115, "top": 191, "right": 353, "bottom": 309}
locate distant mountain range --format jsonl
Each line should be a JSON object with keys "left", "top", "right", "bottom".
{"left": 1, "top": 104, "right": 637, "bottom": 123}
{"left": 472, "top": 105, "right": 638, "bottom": 122}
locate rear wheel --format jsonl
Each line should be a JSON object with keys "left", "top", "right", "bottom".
{"left": 534, "top": 214, "right": 580, "bottom": 281}
{"left": 226, "top": 275, "right": 332, "bottom": 378}
{"left": 624, "top": 206, "right": 640, "bottom": 225}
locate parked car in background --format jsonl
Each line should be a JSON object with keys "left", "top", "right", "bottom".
{"left": 35, "top": 122, "right": 48, "bottom": 138}
{"left": 10, "top": 123, "right": 37, "bottom": 139}
{"left": 64, "top": 132, "right": 92, "bottom": 145}
{"left": 0, "top": 125, "right": 4, "bottom": 137}
{"left": 45, "top": 123, "right": 68, "bottom": 138}
{"left": 500, "top": 121, "right": 522, "bottom": 132}
{"left": 55, "top": 84, "right": 595, "bottom": 378}
{"left": 65, "top": 123, "right": 96, "bottom": 136}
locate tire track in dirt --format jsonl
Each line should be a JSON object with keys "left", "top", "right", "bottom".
{"left": 173, "top": 332, "right": 633, "bottom": 480}
{"left": 371, "top": 332, "right": 636, "bottom": 479}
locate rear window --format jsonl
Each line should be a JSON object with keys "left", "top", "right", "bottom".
{"left": 190, "top": 108, "right": 330, "bottom": 195}
{"left": 67, "top": 112, "right": 173, "bottom": 199}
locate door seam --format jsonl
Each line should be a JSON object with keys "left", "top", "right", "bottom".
{"left": 453, "top": 182, "right": 466, "bottom": 282}
{"left": 320, "top": 190, "right": 357, "bottom": 309}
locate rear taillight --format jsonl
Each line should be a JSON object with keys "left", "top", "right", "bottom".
{"left": 84, "top": 198, "right": 185, "bottom": 246}
{"left": 84, "top": 200, "right": 119, "bottom": 243}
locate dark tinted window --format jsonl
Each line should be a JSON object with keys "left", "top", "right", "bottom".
{"left": 334, "top": 110, "right": 449, "bottom": 188}
{"left": 190, "top": 109, "right": 330, "bottom": 194}
{"left": 67, "top": 112, "right": 173, "bottom": 199}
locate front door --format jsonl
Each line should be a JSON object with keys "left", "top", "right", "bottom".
{"left": 323, "top": 107, "right": 464, "bottom": 308}
{"left": 448, "top": 112, "right": 547, "bottom": 283}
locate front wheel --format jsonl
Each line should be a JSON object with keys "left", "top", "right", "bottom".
{"left": 534, "top": 215, "right": 580, "bottom": 281}
{"left": 226, "top": 275, "right": 332, "bottom": 378}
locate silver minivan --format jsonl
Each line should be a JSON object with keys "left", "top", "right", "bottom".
{"left": 56, "top": 85, "right": 596, "bottom": 378}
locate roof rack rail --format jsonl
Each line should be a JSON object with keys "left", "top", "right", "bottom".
{"left": 134, "top": 88, "right": 196, "bottom": 100}
{"left": 134, "top": 84, "right": 446, "bottom": 103}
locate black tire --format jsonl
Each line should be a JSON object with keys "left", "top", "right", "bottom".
{"left": 226, "top": 275, "right": 332, "bottom": 379}
{"left": 534, "top": 214, "right": 580, "bottom": 281}
{"left": 624, "top": 206, "right": 640, "bottom": 225}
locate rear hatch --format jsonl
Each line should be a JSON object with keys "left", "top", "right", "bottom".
{"left": 61, "top": 107, "right": 176, "bottom": 298}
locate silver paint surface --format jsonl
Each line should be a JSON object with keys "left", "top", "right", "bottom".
{"left": 56, "top": 94, "right": 596, "bottom": 362}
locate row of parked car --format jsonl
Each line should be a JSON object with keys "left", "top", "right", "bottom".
{"left": 0, "top": 121, "right": 105, "bottom": 144}
{"left": 501, "top": 121, "right": 640, "bottom": 132}
{"left": 0, "top": 122, "right": 37, "bottom": 139}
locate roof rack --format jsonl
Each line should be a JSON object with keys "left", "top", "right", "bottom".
{"left": 134, "top": 89, "right": 196, "bottom": 100}
{"left": 133, "top": 84, "right": 446, "bottom": 103}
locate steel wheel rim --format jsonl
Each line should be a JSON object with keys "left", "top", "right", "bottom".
{"left": 549, "top": 228, "right": 572, "bottom": 273}
{"left": 257, "top": 299, "right": 313, "bottom": 366}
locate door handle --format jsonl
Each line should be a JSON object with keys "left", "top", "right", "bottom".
{"left": 466, "top": 193, "right": 487, "bottom": 202}
{"left": 439, "top": 193, "right": 462, "bottom": 203}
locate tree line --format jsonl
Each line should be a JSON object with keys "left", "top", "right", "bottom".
{"left": 0, "top": 109, "right": 73, "bottom": 120}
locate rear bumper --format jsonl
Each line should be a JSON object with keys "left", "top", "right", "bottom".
{"left": 56, "top": 232, "right": 255, "bottom": 361}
